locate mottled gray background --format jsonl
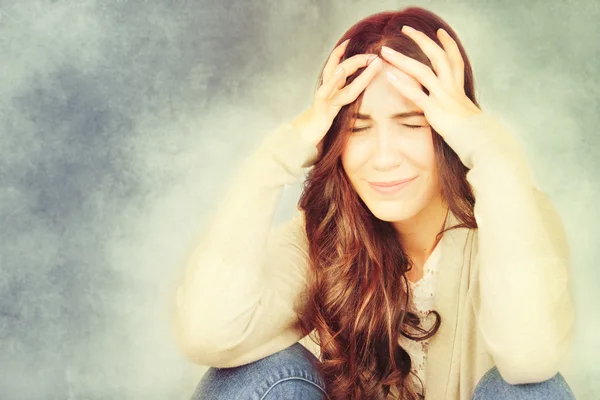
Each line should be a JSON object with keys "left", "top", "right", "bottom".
{"left": 0, "top": 0, "right": 598, "bottom": 399}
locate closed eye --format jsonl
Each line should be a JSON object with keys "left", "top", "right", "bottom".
{"left": 351, "top": 124, "right": 426, "bottom": 132}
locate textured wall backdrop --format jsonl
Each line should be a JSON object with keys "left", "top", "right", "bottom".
{"left": 0, "top": 0, "right": 598, "bottom": 399}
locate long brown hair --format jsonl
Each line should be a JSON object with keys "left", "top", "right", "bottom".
{"left": 295, "top": 7, "right": 480, "bottom": 399}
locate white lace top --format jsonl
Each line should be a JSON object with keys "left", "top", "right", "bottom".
{"left": 397, "top": 241, "right": 443, "bottom": 397}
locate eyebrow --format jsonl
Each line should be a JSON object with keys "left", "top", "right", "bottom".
{"left": 353, "top": 111, "right": 425, "bottom": 120}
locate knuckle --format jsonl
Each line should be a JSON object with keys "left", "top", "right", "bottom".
{"left": 330, "top": 92, "right": 343, "bottom": 106}
{"left": 434, "top": 48, "right": 446, "bottom": 60}
{"left": 343, "top": 87, "right": 357, "bottom": 100}
{"left": 317, "top": 83, "right": 333, "bottom": 96}
{"left": 360, "top": 54, "right": 373, "bottom": 65}
{"left": 330, "top": 98, "right": 341, "bottom": 108}
{"left": 315, "top": 89, "right": 328, "bottom": 101}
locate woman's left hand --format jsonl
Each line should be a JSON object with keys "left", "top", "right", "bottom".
{"left": 381, "top": 26, "right": 486, "bottom": 161}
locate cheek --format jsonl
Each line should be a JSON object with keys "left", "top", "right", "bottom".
{"left": 341, "top": 142, "right": 369, "bottom": 175}
{"left": 417, "top": 136, "right": 441, "bottom": 190}
{"left": 406, "top": 133, "right": 436, "bottom": 171}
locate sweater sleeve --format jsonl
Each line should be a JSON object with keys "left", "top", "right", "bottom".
{"left": 173, "top": 122, "right": 319, "bottom": 368}
{"left": 460, "top": 113, "right": 575, "bottom": 384}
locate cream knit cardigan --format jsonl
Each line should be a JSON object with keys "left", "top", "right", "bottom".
{"left": 174, "top": 112, "right": 575, "bottom": 399}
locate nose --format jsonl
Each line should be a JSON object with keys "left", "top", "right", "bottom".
{"left": 371, "top": 124, "right": 403, "bottom": 171}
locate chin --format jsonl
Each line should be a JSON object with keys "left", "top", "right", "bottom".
{"left": 366, "top": 200, "right": 422, "bottom": 223}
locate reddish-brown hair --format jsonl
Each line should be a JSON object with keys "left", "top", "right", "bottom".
{"left": 295, "top": 7, "right": 480, "bottom": 399}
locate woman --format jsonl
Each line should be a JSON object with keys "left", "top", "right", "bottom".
{"left": 173, "top": 6, "right": 576, "bottom": 400}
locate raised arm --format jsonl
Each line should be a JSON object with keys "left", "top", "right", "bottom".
{"left": 172, "top": 42, "right": 385, "bottom": 368}
{"left": 463, "top": 113, "right": 575, "bottom": 384}
{"left": 173, "top": 122, "right": 319, "bottom": 368}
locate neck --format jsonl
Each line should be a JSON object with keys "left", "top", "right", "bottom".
{"left": 393, "top": 195, "right": 449, "bottom": 266}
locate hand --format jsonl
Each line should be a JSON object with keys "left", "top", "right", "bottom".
{"left": 381, "top": 26, "right": 485, "bottom": 163}
{"left": 292, "top": 40, "right": 383, "bottom": 158}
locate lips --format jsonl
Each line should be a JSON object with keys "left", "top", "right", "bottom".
{"left": 368, "top": 176, "right": 417, "bottom": 195}
{"left": 368, "top": 177, "right": 416, "bottom": 187}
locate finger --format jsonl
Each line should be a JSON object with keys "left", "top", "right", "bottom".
{"left": 322, "top": 39, "right": 350, "bottom": 83}
{"left": 400, "top": 26, "right": 455, "bottom": 92}
{"left": 385, "top": 71, "right": 430, "bottom": 112}
{"left": 381, "top": 47, "right": 442, "bottom": 96}
{"left": 323, "top": 53, "right": 376, "bottom": 87}
{"left": 317, "top": 54, "right": 377, "bottom": 100}
{"left": 316, "top": 66, "right": 347, "bottom": 101}
{"left": 332, "top": 57, "right": 382, "bottom": 106}
{"left": 437, "top": 28, "right": 465, "bottom": 92}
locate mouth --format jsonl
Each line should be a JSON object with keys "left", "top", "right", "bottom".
{"left": 368, "top": 176, "right": 417, "bottom": 195}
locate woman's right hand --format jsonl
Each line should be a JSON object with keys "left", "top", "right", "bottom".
{"left": 291, "top": 40, "right": 383, "bottom": 157}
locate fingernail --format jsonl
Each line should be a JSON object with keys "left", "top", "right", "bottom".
{"left": 402, "top": 25, "right": 414, "bottom": 33}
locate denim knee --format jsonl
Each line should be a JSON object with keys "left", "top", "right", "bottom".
{"left": 190, "top": 342, "right": 328, "bottom": 400}
{"left": 472, "top": 366, "right": 576, "bottom": 400}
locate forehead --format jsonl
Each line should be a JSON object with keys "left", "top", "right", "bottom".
{"left": 358, "top": 60, "right": 422, "bottom": 114}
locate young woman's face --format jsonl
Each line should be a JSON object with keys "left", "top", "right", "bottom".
{"left": 341, "top": 60, "right": 443, "bottom": 224}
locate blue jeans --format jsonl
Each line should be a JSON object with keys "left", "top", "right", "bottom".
{"left": 191, "top": 342, "right": 576, "bottom": 399}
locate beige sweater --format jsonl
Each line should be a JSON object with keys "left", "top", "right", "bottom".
{"left": 173, "top": 113, "right": 575, "bottom": 399}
